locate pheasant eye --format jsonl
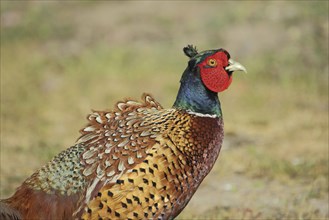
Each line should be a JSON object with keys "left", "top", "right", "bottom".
{"left": 207, "top": 59, "right": 217, "bottom": 67}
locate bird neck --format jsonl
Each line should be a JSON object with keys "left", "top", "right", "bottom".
{"left": 173, "top": 67, "right": 222, "bottom": 117}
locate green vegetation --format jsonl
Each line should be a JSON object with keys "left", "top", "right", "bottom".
{"left": 1, "top": 1, "right": 328, "bottom": 219}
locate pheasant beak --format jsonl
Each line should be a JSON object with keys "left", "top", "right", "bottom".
{"left": 225, "top": 59, "right": 247, "bottom": 73}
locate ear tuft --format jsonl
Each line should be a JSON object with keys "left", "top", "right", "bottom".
{"left": 183, "top": 45, "right": 198, "bottom": 58}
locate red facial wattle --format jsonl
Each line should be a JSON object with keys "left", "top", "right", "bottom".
{"left": 200, "top": 69, "right": 232, "bottom": 92}
{"left": 198, "top": 52, "right": 232, "bottom": 93}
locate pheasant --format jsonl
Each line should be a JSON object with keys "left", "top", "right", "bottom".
{"left": 1, "top": 45, "right": 246, "bottom": 220}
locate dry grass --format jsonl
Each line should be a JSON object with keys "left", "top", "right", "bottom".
{"left": 1, "top": 1, "right": 328, "bottom": 219}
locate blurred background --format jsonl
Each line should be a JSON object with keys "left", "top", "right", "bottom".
{"left": 1, "top": 1, "right": 328, "bottom": 219}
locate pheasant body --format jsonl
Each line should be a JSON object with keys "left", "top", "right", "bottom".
{"left": 1, "top": 45, "right": 246, "bottom": 220}
{"left": 78, "top": 97, "right": 224, "bottom": 219}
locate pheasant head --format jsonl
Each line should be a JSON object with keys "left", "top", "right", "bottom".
{"left": 173, "top": 45, "right": 247, "bottom": 116}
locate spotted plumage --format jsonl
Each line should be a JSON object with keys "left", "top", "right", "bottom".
{"left": 77, "top": 95, "right": 223, "bottom": 219}
{"left": 1, "top": 45, "right": 246, "bottom": 220}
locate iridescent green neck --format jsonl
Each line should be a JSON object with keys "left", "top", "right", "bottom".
{"left": 173, "top": 67, "right": 222, "bottom": 117}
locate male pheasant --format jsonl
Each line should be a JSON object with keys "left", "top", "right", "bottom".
{"left": 1, "top": 45, "right": 246, "bottom": 220}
